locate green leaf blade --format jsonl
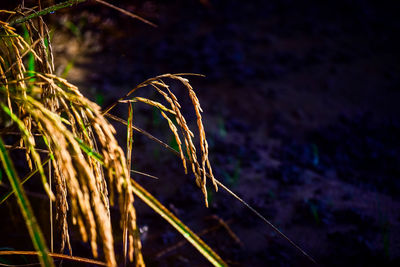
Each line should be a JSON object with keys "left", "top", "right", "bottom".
{"left": 0, "top": 137, "right": 54, "bottom": 267}
{"left": 131, "top": 179, "right": 227, "bottom": 267}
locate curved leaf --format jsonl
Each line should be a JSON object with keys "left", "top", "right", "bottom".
{"left": 130, "top": 179, "right": 227, "bottom": 267}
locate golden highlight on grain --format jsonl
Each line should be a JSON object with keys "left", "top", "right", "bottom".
{"left": 115, "top": 73, "right": 218, "bottom": 206}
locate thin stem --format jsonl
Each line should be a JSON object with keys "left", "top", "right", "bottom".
{"left": 94, "top": 0, "right": 156, "bottom": 27}
{"left": 105, "top": 113, "right": 317, "bottom": 265}
{"left": 9, "top": 0, "right": 88, "bottom": 26}
{"left": 0, "top": 251, "right": 106, "bottom": 266}
{"left": 49, "top": 160, "right": 54, "bottom": 253}
{"left": 0, "top": 158, "right": 51, "bottom": 205}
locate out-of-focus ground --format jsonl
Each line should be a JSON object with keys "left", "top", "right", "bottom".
{"left": 1, "top": 0, "right": 400, "bottom": 266}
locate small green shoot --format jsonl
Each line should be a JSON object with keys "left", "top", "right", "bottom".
{"left": 22, "top": 24, "right": 36, "bottom": 83}
{"left": 223, "top": 159, "right": 241, "bottom": 187}
{"left": 311, "top": 144, "right": 319, "bottom": 166}
{"left": 217, "top": 116, "right": 227, "bottom": 138}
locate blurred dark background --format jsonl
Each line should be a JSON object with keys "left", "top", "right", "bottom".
{"left": 1, "top": 0, "right": 400, "bottom": 266}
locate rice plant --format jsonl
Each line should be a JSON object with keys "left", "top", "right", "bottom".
{"left": 0, "top": 3, "right": 226, "bottom": 266}
{"left": 0, "top": 1, "right": 316, "bottom": 266}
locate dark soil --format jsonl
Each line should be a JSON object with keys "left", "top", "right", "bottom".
{"left": 2, "top": 0, "right": 400, "bottom": 266}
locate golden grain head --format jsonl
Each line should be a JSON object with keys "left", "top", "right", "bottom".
{"left": 122, "top": 74, "right": 217, "bottom": 206}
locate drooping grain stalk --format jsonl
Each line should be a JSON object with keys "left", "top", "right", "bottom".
{"left": 115, "top": 74, "right": 218, "bottom": 206}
